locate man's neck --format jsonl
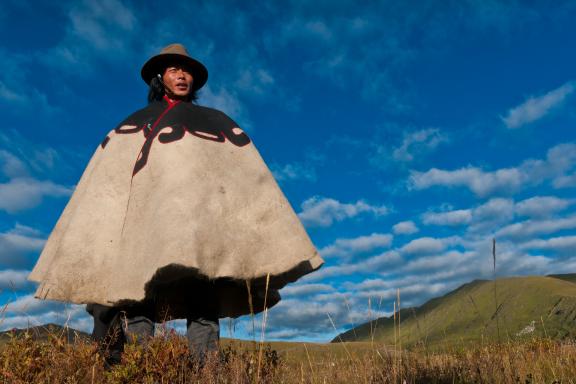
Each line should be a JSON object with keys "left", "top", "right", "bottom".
{"left": 163, "top": 94, "right": 185, "bottom": 105}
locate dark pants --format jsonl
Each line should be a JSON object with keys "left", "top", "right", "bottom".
{"left": 87, "top": 303, "right": 219, "bottom": 366}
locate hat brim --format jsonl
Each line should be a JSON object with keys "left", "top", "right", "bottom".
{"left": 141, "top": 53, "right": 208, "bottom": 91}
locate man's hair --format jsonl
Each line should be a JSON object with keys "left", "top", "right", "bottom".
{"left": 147, "top": 75, "right": 199, "bottom": 104}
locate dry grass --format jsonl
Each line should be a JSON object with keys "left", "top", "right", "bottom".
{"left": 1, "top": 329, "right": 576, "bottom": 383}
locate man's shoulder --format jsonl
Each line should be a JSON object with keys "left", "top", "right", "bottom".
{"left": 114, "top": 103, "right": 163, "bottom": 127}
{"left": 180, "top": 104, "right": 239, "bottom": 126}
{"left": 186, "top": 104, "right": 230, "bottom": 119}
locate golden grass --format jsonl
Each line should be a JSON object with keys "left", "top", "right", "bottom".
{"left": 1, "top": 329, "right": 576, "bottom": 383}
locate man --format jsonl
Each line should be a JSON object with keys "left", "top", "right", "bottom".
{"left": 29, "top": 44, "right": 323, "bottom": 364}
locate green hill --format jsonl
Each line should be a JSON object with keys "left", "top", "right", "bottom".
{"left": 333, "top": 275, "right": 576, "bottom": 347}
{"left": 0, "top": 323, "right": 90, "bottom": 344}
{"left": 547, "top": 273, "right": 576, "bottom": 284}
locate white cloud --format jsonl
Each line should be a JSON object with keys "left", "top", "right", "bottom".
{"left": 493, "top": 248, "right": 552, "bottom": 276}
{"left": 356, "top": 282, "right": 449, "bottom": 305}
{"left": 423, "top": 196, "right": 573, "bottom": 234}
{"left": 401, "top": 250, "right": 474, "bottom": 273}
{"left": 553, "top": 172, "right": 576, "bottom": 188}
{"left": 0, "top": 132, "right": 72, "bottom": 213}
{"left": 319, "top": 233, "right": 392, "bottom": 258}
{"left": 515, "top": 196, "right": 573, "bottom": 218}
{"left": 0, "top": 53, "right": 60, "bottom": 115}
{"left": 271, "top": 162, "right": 316, "bottom": 182}
{"left": 359, "top": 250, "right": 404, "bottom": 272}
{"left": 69, "top": 0, "right": 135, "bottom": 49}
{"left": 266, "top": 299, "right": 346, "bottom": 334}
{"left": 0, "top": 80, "right": 26, "bottom": 104}
{"left": 234, "top": 68, "right": 275, "bottom": 96}
{"left": 0, "top": 225, "right": 46, "bottom": 268}
{"left": 271, "top": 17, "right": 334, "bottom": 49}
{"left": 502, "top": 81, "right": 575, "bottom": 129}
{"left": 409, "top": 142, "right": 576, "bottom": 197}
{"left": 0, "top": 269, "right": 32, "bottom": 290}
{"left": 520, "top": 236, "right": 576, "bottom": 253}
{"left": 400, "top": 237, "right": 448, "bottom": 254}
{"left": 410, "top": 166, "right": 523, "bottom": 197}
{"left": 344, "top": 278, "right": 390, "bottom": 291}
{"left": 422, "top": 209, "right": 472, "bottom": 226}
{"left": 298, "top": 196, "right": 389, "bottom": 227}
{"left": 393, "top": 220, "right": 419, "bottom": 235}
{"left": 3, "top": 294, "right": 75, "bottom": 316}
{"left": 0, "top": 300, "right": 90, "bottom": 332}
{"left": 497, "top": 214, "right": 576, "bottom": 239}
{"left": 392, "top": 128, "right": 447, "bottom": 162}
{"left": 280, "top": 283, "right": 335, "bottom": 297}
{"left": 0, "top": 177, "right": 72, "bottom": 213}
{"left": 468, "top": 198, "right": 515, "bottom": 233}
{"left": 42, "top": 0, "right": 138, "bottom": 72}
{"left": 475, "top": 198, "right": 515, "bottom": 220}
{"left": 0, "top": 149, "right": 28, "bottom": 178}
{"left": 303, "top": 250, "right": 402, "bottom": 282}
{"left": 200, "top": 86, "right": 244, "bottom": 119}
{"left": 0, "top": 133, "right": 66, "bottom": 177}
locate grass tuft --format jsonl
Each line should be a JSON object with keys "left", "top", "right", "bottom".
{"left": 2, "top": 327, "right": 576, "bottom": 383}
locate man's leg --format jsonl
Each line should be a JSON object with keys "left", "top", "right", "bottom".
{"left": 186, "top": 315, "right": 220, "bottom": 362}
{"left": 86, "top": 304, "right": 124, "bottom": 366}
{"left": 122, "top": 315, "right": 155, "bottom": 344}
{"left": 87, "top": 304, "right": 155, "bottom": 366}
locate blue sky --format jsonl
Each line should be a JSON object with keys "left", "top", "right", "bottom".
{"left": 1, "top": 0, "right": 576, "bottom": 342}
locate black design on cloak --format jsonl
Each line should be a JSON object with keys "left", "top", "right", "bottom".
{"left": 104, "top": 99, "right": 251, "bottom": 176}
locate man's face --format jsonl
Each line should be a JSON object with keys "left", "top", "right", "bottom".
{"left": 162, "top": 64, "right": 194, "bottom": 99}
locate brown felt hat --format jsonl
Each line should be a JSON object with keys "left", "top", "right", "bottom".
{"left": 141, "top": 43, "right": 208, "bottom": 91}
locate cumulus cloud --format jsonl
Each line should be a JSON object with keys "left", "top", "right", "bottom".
{"left": 409, "top": 142, "right": 576, "bottom": 197}
{"left": 468, "top": 198, "right": 516, "bottom": 233}
{"left": 0, "top": 224, "right": 46, "bottom": 268}
{"left": 0, "top": 133, "right": 68, "bottom": 179}
{"left": 496, "top": 214, "right": 576, "bottom": 239}
{"left": 319, "top": 233, "right": 392, "bottom": 258}
{"left": 520, "top": 236, "right": 576, "bottom": 253}
{"left": 400, "top": 237, "right": 451, "bottom": 254}
{"left": 0, "top": 177, "right": 72, "bottom": 213}
{"left": 515, "top": 196, "right": 573, "bottom": 218}
{"left": 410, "top": 166, "right": 523, "bottom": 197}
{"left": 0, "top": 149, "right": 28, "bottom": 178}
{"left": 356, "top": 282, "right": 450, "bottom": 306}
{"left": 0, "top": 299, "right": 90, "bottom": 332}
{"left": 422, "top": 209, "right": 472, "bottom": 226}
{"left": 265, "top": 299, "right": 345, "bottom": 334}
{"left": 200, "top": 86, "right": 252, "bottom": 131}
{"left": 298, "top": 196, "right": 389, "bottom": 227}
{"left": 0, "top": 140, "right": 72, "bottom": 213}
{"left": 271, "top": 162, "right": 316, "bottom": 183}
{"left": 420, "top": 196, "right": 571, "bottom": 234}
{"left": 553, "top": 172, "right": 576, "bottom": 188}
{"left": 401, "top": 250, "right": 475, "bottom": 274}
{"left": 0, "top": 269, "right": 33, "bottom": 291}
{"left": 280, "top": 283, "right": 336, "bottom": 297}
{"left": 234, "top": 67, "right": 275, "bottom": 96}
{"left": 0, "top": 52, "right": 60, "bottom": 115}
{"left": 392, "top": 220, "right": 419, "bottom": 235}
{"left": 3, "top": 294, "right": 63, "bottom": 315}
{"left": 42, "top": 0, "right": 138, "bottom": 72}
{"left": 392, "top": 128, "right": 448, "bottom": 162}
{"left": 304, "top": 250, "right": 402, "bottom": 282}
{"left": 502, "top": 81, "right": 575, "bottom": 129}
{"left": 262, "top": 1, "right": 538, "bottom": 111}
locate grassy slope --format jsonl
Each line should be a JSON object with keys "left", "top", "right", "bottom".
{"left": 547, "top": 273, "right": 576, "bottom": 284}
{"left": 335, "top": 275, "right": 576, "bottom": 347}
{"left": 0, "top": 323, "right": 91, "bottom": 344}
